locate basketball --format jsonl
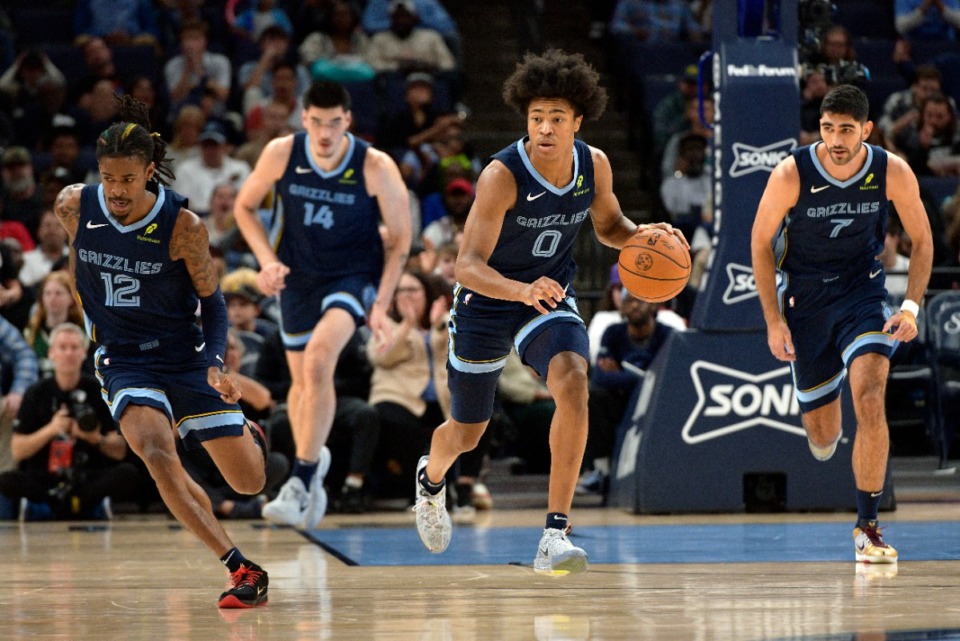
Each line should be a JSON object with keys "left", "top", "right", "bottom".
{"left": 617, "top": 229, "right": 691, "bottom": 303}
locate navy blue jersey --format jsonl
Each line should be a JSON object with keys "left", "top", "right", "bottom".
{"left": 777, "top": 142, "right": 888, "bottom": 278}
{"left": 271, "top": 132, "right": 384, "bottom": 284}
{"left": 74, "top": 184, "right": 202, "bottom": 348}
{"left": 486, "top": 137, "right": 595, "bottom": 288}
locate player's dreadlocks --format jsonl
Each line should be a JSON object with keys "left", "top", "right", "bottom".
{"left": 95, "top": 95, "right": 175, "bottom": 185}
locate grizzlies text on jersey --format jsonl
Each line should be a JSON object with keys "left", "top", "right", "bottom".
{"left": 777, "top": 142, "right": 888, "bottom": 279}
{"left": 74, "top": 184, "right": 202, "bottom": 348}
{"left": 486, "top": 136, "right": 595, "bottom": 291}
{"left": 270, "top": 131, "right": 384, "bottom": 284}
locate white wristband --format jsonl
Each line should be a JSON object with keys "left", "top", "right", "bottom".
{"left": 900, "top": 299, "right": 920, "bottom": 318}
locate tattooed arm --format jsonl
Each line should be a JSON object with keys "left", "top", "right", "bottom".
{"left": 170, "top": 208, "right": 241, "bottom": 402}
{"left": 53, "top": 184, "right": 85, "bottom": 290}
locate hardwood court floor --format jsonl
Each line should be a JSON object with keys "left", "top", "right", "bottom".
{"left": 3, "top": 504, "right": 960, "bottom": 641}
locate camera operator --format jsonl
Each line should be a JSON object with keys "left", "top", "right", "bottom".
{"left": 0, "top": 323, "right": 140, "bottom": 520}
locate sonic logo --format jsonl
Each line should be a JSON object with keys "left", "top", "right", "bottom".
{"left": 729, "top": 138, "right": 797, "bottom": 177}
{"left": 681, "top": 361, "right": 803, "bottom": 445}
{"left": 722, "top": 263, "right": 758, "bottom": 304}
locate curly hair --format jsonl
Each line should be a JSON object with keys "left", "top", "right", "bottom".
{"left": 502, "top": 49, "right": 608, "bottom": 121}
{"left": 96, "top": 94, "right": 175, "bottom": 185}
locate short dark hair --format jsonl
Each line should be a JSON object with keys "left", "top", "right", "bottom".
{"left": 303, "top": 81, "right": 352, "bottom": 111}
{"left": 502, "top": 49, "right": 608, "bottom": 121}
{"left": 820, "top": 84, "right": 869, "bottom": 122}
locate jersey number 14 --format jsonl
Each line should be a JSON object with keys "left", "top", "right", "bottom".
{"left": 303, "top": 203, "right": 335, "bottom": 229}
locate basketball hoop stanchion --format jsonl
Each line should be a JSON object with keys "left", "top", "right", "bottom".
{"left": 609, "top": 0, "right": 894, "bottom": 513}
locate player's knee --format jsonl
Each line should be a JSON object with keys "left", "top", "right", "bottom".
{"left": 548, "top": 363, "right": 589, "bottom": 408}
{"left": 449, "top": 421, "right": 487, "bottom": 453}
{"left": 228, "top": 469, "right": 266, "bottom": 495}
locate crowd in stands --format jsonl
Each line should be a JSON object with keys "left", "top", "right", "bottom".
{"left": 0, "top": 0, "right": 959, "bottom": 519}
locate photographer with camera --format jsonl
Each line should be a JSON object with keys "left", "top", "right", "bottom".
{"left": 0, "top": 323, "right": 141, "bottom": 520}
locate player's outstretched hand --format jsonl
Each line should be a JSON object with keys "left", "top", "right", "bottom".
{"left": 257, "top": 261, "right": 290, "bottom": 296}
{"left": 883, "top": 310, "right": 919, "bottom": 343}
{"left": 638, "top": 222, "right": 690, "bottom": 249}
{"left": 208, "top": 367, "right": 243, "bottom": 404}
{"left": 520, "top": 277, "right": 566, "bottom": 315}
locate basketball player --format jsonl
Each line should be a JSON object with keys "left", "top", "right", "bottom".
{"left": 234, "top": 81, "right": 411, "bottom": 529}
{"left": 413, "top": 49, "right": 686, "bottom": 574}
{"left": 54, "top": 97, "right": 270, "bottom": 608}
{"left": 751, "top": 84, "right": 933, "bottom": 563}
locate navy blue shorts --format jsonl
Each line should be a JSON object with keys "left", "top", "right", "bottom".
{"left": 94, "top": 343, "right": 245, "bottom": 448}
{"left": 277, "top": 273, "right": 377, "bottom": 351}
{"left": 779, "top": 262, "right": 895, "bottom": 413}
{"left": 446, "top": 285, "right": 589, "bottom": 423}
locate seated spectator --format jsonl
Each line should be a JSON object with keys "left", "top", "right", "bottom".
{"left": 366, "top": 271, "right": 451, "bottom": 503}
{"left": 299, "top": 0, "right": 373, "bottom": 81}
{"left": 413, "top": 119, "right": 480, "bottom": 197}
{"left": 581, "top": 293, "right": 676, "bottom": 499}
{"left": 363, "top": 0, "right": 458, "bottom": 37}
{"left": 879, "top": 65, "right": 949, "bottom": 148}
{"left": 0, "top": 314, "right": 39, "bottom": 439}
{"left": 19, "top": 211, "right": 69, "bottom": 291}
{"left": 0, "top": 50, "right": 66, "bottom": 116}
{"left": 204, "top": 183, "right": 241, "bottom": 252}
{"left": 172, "top": 121, "right": 251, "bottom": 215}
{"left": 367, "top": 1, "right": 457, "bottom": 74}
{"left": 243, "top": 60, "right": 302, "bottom": 132}
{"left": 0, "top": 323, "right": 139, "bottom": 520}
{"left": 608, "top": 0, "right": 705, "bottom": 43}
{"left": 892, "top": 91, "right": 960, "bottom": 175}
{"left": 895, "top": 0, "right": 960, "bottom": 42}
{"left": 221, "top": 269, "right": 277, "bottom": 375}
{"left": 660, "top": 96, "right": 714, "bottom": 180}
{"left": 38, "top": 168, "right": 75, "bottom": 214}
{"left": 432, "top": 242, "right": 457, "bottom": 289}
{"left": 651, "top": 64, "right": 702, "bottom": 158}
{"left": 72, "top": 38, "right": 121, "bottom": 101}
{"left": 659, "top": 132, "right": 711, "bottom": 242}
{"left": 167, "top": 104, "right": 207, "bottom": 169}
{"left": 164, "top": 19, "right": 232, "bottom": 113}
{"left": 45, "top": 127, "right": 94, "bottom": 186}
{"left": 0, "top": 239, "right": 29, "bottom": 331}
{"left": 420, "top": 177, "right": 473, "bottom": 259}
{"left": 1, "top": 147, "right": 44, "bottom": 241}
{"left": 379, "top": 72, "right": 456, "bottom": 164}
{"left": 68, "top": 78, "right": 121, "bottom": 150}
{"left": 23, "top": 271, "right": 86, "bottom": 379}
{"left": 126, "top": 75, "right": 170, "bottom": 142}
{"left": 806, "top": 24, "right": 856, "bottom": 67}
{"left": 73, "top": 0, "right": 161, "bottom": 50}
{"left": 238, "top": 25, "right": 310, "bottom": 107}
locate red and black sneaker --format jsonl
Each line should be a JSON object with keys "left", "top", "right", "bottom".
{"left": 218, "top": 562, "right": 269, "bottom": 608}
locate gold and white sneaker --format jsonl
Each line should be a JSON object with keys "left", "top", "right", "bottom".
{"left": 854, "top": 522, "right": 898, "bottom": 563}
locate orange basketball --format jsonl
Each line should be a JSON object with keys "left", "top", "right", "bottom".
{"left": 618, "top": 229, "right": 691, "bottom": 303}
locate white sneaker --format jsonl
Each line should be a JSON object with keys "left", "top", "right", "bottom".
{"left": 413, "top": 456, "right": 451, "bottom": 553}
{"left": 533, "top": 528, "right": 589, "bottom": 576}
{"left": 261, "top": 476, "right": 308, "bottom": 527}
{"left": 301, "top": 446, "right": 332, "bottom": 530}
{"left": 808, "top": 432, "right": 841, "bottom": 461}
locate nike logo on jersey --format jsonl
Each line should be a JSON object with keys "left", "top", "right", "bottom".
{"left": 527, "top": 191, "right": 547, "bottom": 201}
{"left": 86, "top": 221, "right": 109, "bottom": 229}
{"left": 870, "top": 491, "right": 883, "bottom": 497}
{"left": 810, "top": 185, "right": 830, "bottom": 193}
{"left": 869, "top": 269, "right": 882, "bottom": 279}
{"left": 295, "top": 166, "right": 313, "bottom": 174}
{"left": 194, "top": 342, "right": 206, "bottom": 352}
